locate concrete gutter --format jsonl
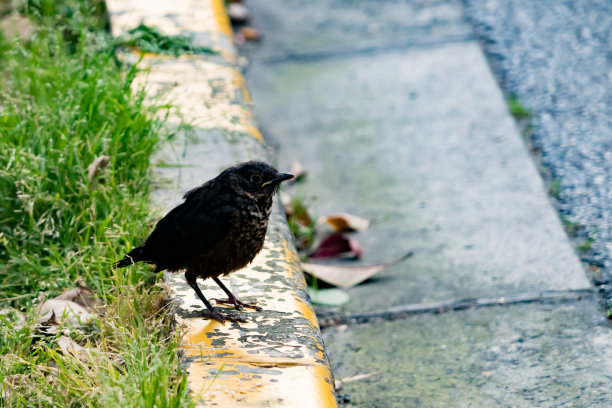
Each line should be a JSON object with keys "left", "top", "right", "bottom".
{"left": 105, "top": 1, "right": 336, "bottom": 406}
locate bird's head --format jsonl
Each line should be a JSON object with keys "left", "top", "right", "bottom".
{"left": 224, "top": 161, "right": 294, "bottom": 198}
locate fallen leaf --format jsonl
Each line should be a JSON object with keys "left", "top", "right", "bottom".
{"left": 309, "top": 232, "right": 362, "bottom": 259}
{"left": 87, "top": 155, "right": 110, "bottom": 183}
{"left": 308, "top": 288, "right": 350, "bottom": 306}
{"left": 36, "top": 299, "right": 94, "bottom": 328}
{"left": 57, "top": 336, "right": 84, "bottom": 355}
{"left": 302, "top": 251, "right": 413, "bottom": 288}
{"left": 318, "top": 213, "right": 370, "bottom": 232}
{"left": 55, "top": 284, "right": 105, "bottom": 316}
{"left": 239, "top": 26, "right": 261, "bottom": 41}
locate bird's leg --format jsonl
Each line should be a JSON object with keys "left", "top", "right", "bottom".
{"left": 185, "top": 272, "right": 246, "bottom": 323}
{"left": 210, "top": 277, "right": 263, "bottom": 311}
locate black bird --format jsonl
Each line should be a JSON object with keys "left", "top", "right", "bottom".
{"left": 114, "top": 161, "right": 293, "bottom": 323}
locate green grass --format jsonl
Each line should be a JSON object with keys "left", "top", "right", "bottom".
{"left": 115, "top": 23, "right": 217, "bottom": 56}
{"left": 560, "top": 215, "right": 580, "bottom": 237}
{"left": 576, "top": 235, "right": 595, "bottom": 252}
{"left": 506, "top": 94, "right": 532, "bottom": 120}
{"left": 548, "top": 179, "right": 562, "bottom": 198}
{"left": 0, "top": 2, "right": 193, "bottom": 406}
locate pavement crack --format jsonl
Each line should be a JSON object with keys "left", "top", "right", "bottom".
{"left": 317, "top": 288, "right": 595, "bottom": 329}
{"left": 258, "top": 33, "right": 475, "bottom": 65}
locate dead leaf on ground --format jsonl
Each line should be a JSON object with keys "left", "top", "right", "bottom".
{"left": 317, "top": 213, "right": 370, "bottom": 232}
{"left": 239, "top": 26, "right": 261, "bottom": 41}
{"left": 36, "top": 285, "right": 104, "bottom": 330}
{"left": 57, "top": 336, "right": 84, "bottom": 355}
{"left": 87, "top": 155, "right": 110, "bottom": 184}
{"left": 55, "top": 284, "right": 105, "bottom": 316}
{"left": 37, "top": 300, "right": 93, "bottom": 328}
{"left": 309, "top": 232, "right": 362, "bottom": 259}
{"left": 301, "top": 251, "right": 413, "bottom": 289}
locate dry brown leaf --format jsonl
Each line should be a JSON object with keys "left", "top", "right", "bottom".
{"left": 317, "top": 213, "right": 370, "bottom": 232}
{"left": 302, "top": 251, "right": 413, "bottom": 288}
{"left": 56, "top": 285, "right": 105, "bottom": 316}
{"left": 309, "top": 232, "right": 362, "bottom": 259}
{"left": 57, "top": 336, "right": 84, "bottom": 355}
{"left": 239, "top": 26, "right": 261, "bottom": 41}
{"left": 36, "top": 299, "right": 93, "bottom": 327}
{"left": 87, "top": 155, "right": 110, "bottom": 183}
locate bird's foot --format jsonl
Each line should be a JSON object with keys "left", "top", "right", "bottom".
{"left": 201, "top": 308, "right": 247, "bottom": 324}
{"left": 211, "top": 297, "right": 263, "bottom": 311}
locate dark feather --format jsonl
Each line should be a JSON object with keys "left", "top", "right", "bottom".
{"left": 112, "top": 161, "right": 293, "bottom": 322}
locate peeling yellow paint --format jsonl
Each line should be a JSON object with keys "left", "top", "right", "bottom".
{"left": 131, "top": 59, "right": 263, "bottom": 137}
{"left": 107, "top": 0, "right": 336, "bottom": 405}
{"left": 247, "top": 124, "right": 264, "bottom": 141}
{"left": 232, "top": 69, "right": 253, "bottom": 104}
{"left": 166, "top": 225, "right": 337, "bottom": 407}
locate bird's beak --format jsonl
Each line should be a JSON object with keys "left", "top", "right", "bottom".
{"left": 275, "top": 173, "right": 295, "bottom": 183}
{"left": 262, "top": 173, "right": 294, "bottom": 187}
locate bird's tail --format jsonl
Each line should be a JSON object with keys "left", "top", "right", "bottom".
{"left": 113, "top": 246, "right": 145, "bottom": 268}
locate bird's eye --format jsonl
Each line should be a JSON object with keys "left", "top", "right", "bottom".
{"left": 250, "top": 174, "right": 263, "bottom": 184}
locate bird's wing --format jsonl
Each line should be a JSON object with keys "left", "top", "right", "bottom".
{"left": 142, "top": 198, "right": 237, "bottom": 268}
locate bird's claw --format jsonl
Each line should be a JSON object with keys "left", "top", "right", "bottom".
{"left": 211, "top": 297, "right": 263, "bottom": 311}
{"left": 202, "top": 309, "right": 247, "bottom": 324}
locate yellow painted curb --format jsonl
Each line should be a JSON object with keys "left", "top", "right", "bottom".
{"left": 165, "top": 224, "right": 336, "bottom": 407}
{"left": 211, "top": 0, "right": 233, "bottom": 38}
{"left": 105, "top": 0, "right": 337, "bottom": 406}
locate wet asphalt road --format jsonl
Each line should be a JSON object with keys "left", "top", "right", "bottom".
{"left": 462, "top": 0, "right": 612, "bottom": 306}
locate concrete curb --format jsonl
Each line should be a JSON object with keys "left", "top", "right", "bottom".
{"left": 105, "top": 1, "right": 337, "bottom": 406}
